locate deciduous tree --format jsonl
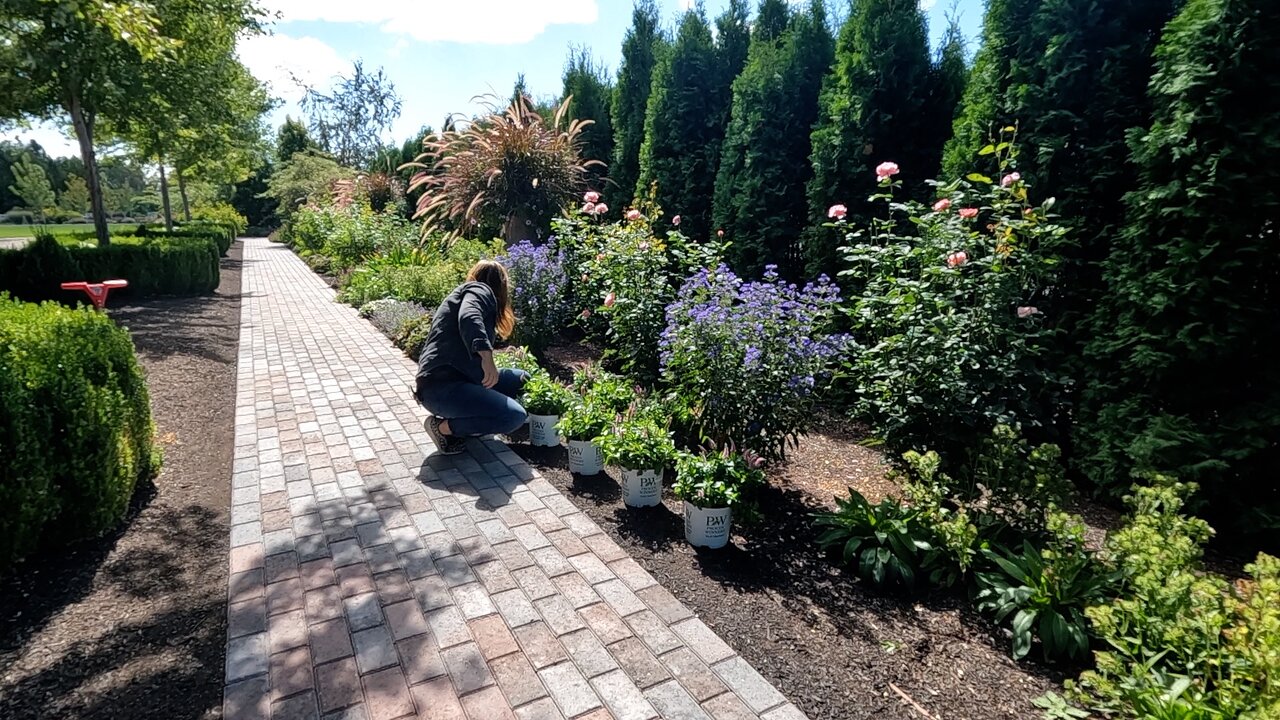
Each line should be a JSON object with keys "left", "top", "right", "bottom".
{"left": 8, "top": 153, "right": 56, "bottom": 221}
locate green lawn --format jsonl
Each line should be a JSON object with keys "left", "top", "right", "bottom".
{"left": 0, "top": 223, "right": 137, "bottom": 239}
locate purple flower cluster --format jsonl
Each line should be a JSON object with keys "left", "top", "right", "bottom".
{"left": 500, "top": 239, "right": 573, "bottom": 352}
{"left": 660, "top": 264, "right": 850, "bottom": 458}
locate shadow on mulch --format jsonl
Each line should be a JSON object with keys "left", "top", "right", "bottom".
{"left": 0, "top": 243, "right": 243, "bottom": 720}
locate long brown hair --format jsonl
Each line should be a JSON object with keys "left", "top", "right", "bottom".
{"left": 467, "top": 260, "right": 516, "bottom": 340}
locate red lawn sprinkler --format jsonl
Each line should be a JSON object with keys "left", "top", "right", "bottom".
{"left": 60, "top": 280, "right": 129, "bottom": 311}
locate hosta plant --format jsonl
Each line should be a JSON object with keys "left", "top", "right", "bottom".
{"left": 672, "top": 447, "right": 765, "bottom": 510}
{"left": 975, "top": 513, "right": 1117, "bottom": 663}
{"left": 814, "top": 490, "right": 933, "bottom": 592}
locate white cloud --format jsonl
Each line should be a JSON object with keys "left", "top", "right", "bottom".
{"left": 259, "top": 0, "right": 598, "bottom": 45}
{"left": 919, "top": 0, "right": 939, "bottom": 10}
{"left": 237, "top": 33, "right": 350, "bottom": 102}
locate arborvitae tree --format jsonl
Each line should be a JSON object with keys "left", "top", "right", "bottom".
{"left": 1077, "top": 0, "right": 1280, "bottom": 541}
{"left": 638, "top": 7, "right": 723, "bottom": 237}
{"left": 715, "top": 0, "right": 752, "bottom": 92}
{"left": 753, "top": 0, "right": 790, "bottom": 42}
{"left": 921, "top": 21, "right": 968, "bottom": 176}
{"left": 562, "top": 47, "right": 614, "bottom": 190}
{"left": 715, "top": 0, "right": 833, "bottom": 278}
{"left": 277, "top": 116, "right": 318, "bottom": 164}
{"left": 940, "top": 0, "right": 1041, "bottom": 178}
{"left": 610, "top": 0, "right": 664, "bottom": 207}
{"left": 803, "top": 0, "right": 933, "bottom": 277}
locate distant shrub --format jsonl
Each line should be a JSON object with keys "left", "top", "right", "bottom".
{"left": 337, "top": 262, "right": 461, "bottom": 309}
{"left": 191, "top": 202, "right": 248, "bottom": 236}
{"left": 359, "top": 298, "right": 428, "bottom": 337}
{"left": 0, "top": 295, "right": 157, "bottom": 569}
{"left": 393, "top": 314, "right": 434, "bottom": 359}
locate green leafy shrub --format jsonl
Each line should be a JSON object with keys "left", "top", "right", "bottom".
{"left": 837, "top": 142, "right": 1070, "bottom": 463}
{"left": 814, "top": 490, "right": 934, "bottom": 592}
{"left": 359, "top": 299, "right": 428, "bottom": 337}
{"left": 596, "top": 406, "right": 676, "bottom": 470}
{"left": 672, "top": 447, "right": 765, "bottom": 510}
{"left": 522, "top": 372, "right": 574, "bottom": 417}
{"left": 570, "top": 364, "right": 637, "bottom": 416}
{"left": 975, "top": 512, "right": 1117, "bottom": 663}
{"left": 191, "top": 202, "right": 248, "bottom": 236}
{"left": 494, "top": 346, "right": 543, "bottom": 375}
{"left": 556, "top": 398, "right": 613, "bottom": 442}
{"left": 1068, "top": 477, "right": 1280, "bottom": 718}
{"left": 139, "top": 223, "right": 235, "bottom": 256}
{"left": 338, "top": 262, "right": 461, "bottom": 309}
{"left": 0, "top": 234, "right": 220, "bottom": 302}
{"left": 392, "top": 314, "right": 433, "bottom": 359}
{"left": 0, "top": 295, "right": 157, "bottom": 569}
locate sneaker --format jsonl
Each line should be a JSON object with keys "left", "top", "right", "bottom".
{"left": 424, "top": 416, "right": 465, "bottom": 455}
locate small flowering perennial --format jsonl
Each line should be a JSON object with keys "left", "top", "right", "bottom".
{"left": 498, "top": 239, "right": 573, "bottom": 354}
{"left": 875, "top": 162, "right": 901, "bottom": 180}
{"left": 672, "top": 215, "right": 681, "bottom": 226}
{"left": 660, "top": 264, "right": 849, "bottom": 459}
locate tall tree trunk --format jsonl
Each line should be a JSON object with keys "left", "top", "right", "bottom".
{"left": 177, "top": 168, "right": 192, "bottom": 222}
{"left": 158, "top": 160, "right": 173, "bottom": 231}
{"left": 68, "top": 92, "right": 109, "bottom": 246}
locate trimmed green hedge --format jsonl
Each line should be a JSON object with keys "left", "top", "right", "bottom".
{"left": 138, "top": 222, "right": 236, "bottom": 256}
{"left": 0, "top": 234, "right": 220, "bottom": 303}
{"left": 0, "top": 295, "right": 157, "bottom": 569}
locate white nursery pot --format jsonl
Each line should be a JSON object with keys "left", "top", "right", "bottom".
{"left": 529, "top": 414, "right": 560, "bottom": 447}
{"left": 621, "top": 469, "right": 662, "bottom": 508}
{"left": 567, "top": 440, "right": 604, "bottom": 475}
{"left": 683, "top": 501, "right": 732, "bottom": 549}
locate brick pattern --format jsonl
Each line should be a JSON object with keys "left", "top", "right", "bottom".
{"left": 223, "top": 239, "right": 806, "bottom": 719}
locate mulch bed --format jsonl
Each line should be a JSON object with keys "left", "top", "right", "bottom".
{"left": 508, "top": 343, "right": 1066, "bottom": 720}
{"left": 0, "top": 244, "right": 243, "bottom": 720}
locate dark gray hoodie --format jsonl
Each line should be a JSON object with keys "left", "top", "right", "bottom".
{"left": 415, "top": 281, "right": 496, "bottom": 388}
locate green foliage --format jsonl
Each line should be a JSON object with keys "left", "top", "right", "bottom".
{"left": 191, "top": 202, "right": 248, "bottom": 237}
{"left": 299, "top": 61, "right": 402, "bottom": 168}
{"left": 714, "top": 0, "right": 833, "bottom": 279}
{"left": 562, "top": 47, "right": 614, "bottom": 189}
{"left": 494, "top": 346, "right": 543, "bottom": 376}
{"left": 521, "top": 372, "right": 574, "bottom": 417}
{"left": 837, "top": 142, "right": 1070, "bottom": 461}
{"left": 8, "top": 152, "right": 56, "bottom": 220}
{"left": 58, "top": 175, "right": 91, "bottom": 214}
{"left": 556, "top": 398, "right": 614, "bottom": 442}
{"left": 638, "top": 6, "right": 724, "bottom": 239}
{"left": 596, "top": 407, "right": 676, "bottom": 470}
{"left": 610, "top": 0, "right": 664, "bottom": 207}
{"left": 392, "top": 313, "right": 433, "bottom": 360}
{"left": 0, "top": 233, "right": 220, "bottom": 302}
{"left": 713, "top": 0, "right": 751, "bottom": 94}
{"left": 815, "top": 490, "right": 934, "bottom": 592}
{"left": 0, "top": 295, "right": 156, "bottom": 569}
{"left": 1068, "top": 477, "right": 1280, "bottom": 719}
{"left": 337, "top": 262, "right": 461, "bottom": 309}
{"left": 264, "top": 151, "right": 353, "bottom": 224}
{"left": 1076, "top": 0, "right": 1280, "bottom": 539}
{"left": 975, "top": 513, "right": 1117, "bottom": 663}
{"left": 804, "top": 0, "right": 934, "bottom": 276}
{"left": 277, "top": 116, "right": 318, "bottom": 163}
{"left": 672, "top": 448, "right": 765, "bottom": 510}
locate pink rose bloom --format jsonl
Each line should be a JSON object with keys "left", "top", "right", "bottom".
{"left": 580, "top": 309, "right": 592, "bottom": 319}
{"left": 625, "top": 209, "right": 642, "bottom": 222}
{"left": 594, "top": 203, "right": 609, "bottom": 215}
{"left": 959, "top": 208, "right": 979, "bottom": 219}
{"left": 717, "top": 229, "right": 725, "bottom": 238}
{"left": 875, "top": 162, "right": 900, "bottom": 180}
{"left": 827, "top": 204, "right": 848, "bottom": 220}
{"left": 604, "top": 292, "right": 616, "bottom": 308}
{"left": 595, "top": 253, "right": 605, "bottom": 261}
{"left": 581, "top": 273, "right": 589, "bottom": 282}
{"left": 582, "top": 202, "right": 597, "bottom": 214}
{"left": 932, "top": 198, "right": 952, "bottom": 212}
{"left": 584, "top": 191, "right": 601, "bottom": 203}
{"left": 672, "top": 215, "right": 681, "bottom": 226}
{"left": 947, "top": 251, "right": 968, "bottom": 268}
{"left": 1001, "top": 172, "right": 1021, "bottom": 188}
{"left": 639, "top": 242, "right": 649, "bottom": 250}
{"left": 1017, "top": 306, "right": 1040, "bottom": 318}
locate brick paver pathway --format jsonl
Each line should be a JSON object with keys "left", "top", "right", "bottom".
{"left": 222, "top": 238, "right": 807, "bottom": 720}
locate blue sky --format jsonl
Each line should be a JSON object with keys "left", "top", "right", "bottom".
{"left": 12, "top": 0, "right": 984, "bottom": 160}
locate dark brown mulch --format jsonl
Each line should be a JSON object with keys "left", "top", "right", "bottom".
{"left": 0, "top": 244, "right": 243, "bottom": 720}
{"left": 521, "top": 343, "right": 1063, "bottom": 720}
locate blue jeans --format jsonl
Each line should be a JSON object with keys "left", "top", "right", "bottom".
{"left": 418, "top": 369, "right": 529, "bottom": 437}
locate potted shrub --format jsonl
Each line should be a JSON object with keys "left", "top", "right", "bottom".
{"left": 596, "top": 408, "right": 676, "bottom": 508}
{"left": 523, "top": 373, "right": 571, "bottom": 447}
{"left": 556, "top": 399, "right": 610, "bottom": 475}
{"left": 673, "top": 448, "right": 765, "bottom": 549}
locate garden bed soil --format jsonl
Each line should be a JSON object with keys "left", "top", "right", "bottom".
{"left": 0, "top": 244, "right": 243, "bottom": 719}
{"left": 515, "top": 342, "right": 1065, "bottom": 719}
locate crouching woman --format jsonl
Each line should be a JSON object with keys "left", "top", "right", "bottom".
{"left": 415, "top": 260, "right": 528, "bottom": 454}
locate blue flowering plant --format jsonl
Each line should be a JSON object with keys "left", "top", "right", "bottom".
{"left": 659, "top": 264, "right": 849, "bottom": 460}
{"left": 498, "top": 239, "right": 573, "bottom": 355}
